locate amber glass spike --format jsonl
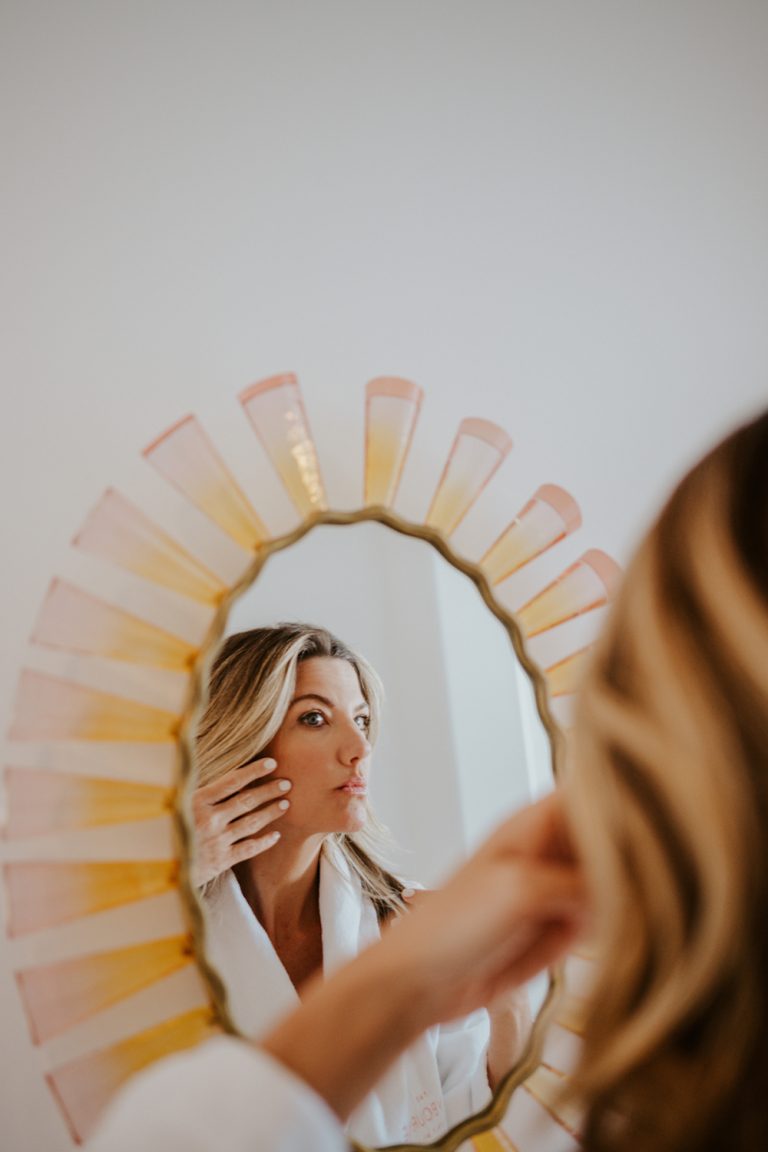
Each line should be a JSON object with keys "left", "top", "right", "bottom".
{"left": 3, "top": 859, "right": 178, "bottom": 937}
{"left": 74, "top": 489, "right": 227, "bottom": 604}
{"left": 545, "top": 647, "right": 592, "bottom": 698}
{"left": 143, "top": 415, "right": 266, "bottom": 550}
{"left": 426, "top": 418, "right": 512, "bottom": 537}
{"left": 32, "top": 580, "right": 197, "bottom": 669}
{"left": 517, "top": 550, "right": 621, "bottom": 638}
{"left": 3, "top": 767, "right": 173, "bottom": 837}
{"left": 16, "top": 935, "right": 193, "bottom": 1043}
{"left": 481, "top": 485, "right": 581, "bottom": 585}
{"left": 364, "top": 377, "right": 423, "bottom": 507}
{"left": 10, "top": 671, "right": 180, "bottom": 743}
{"left": 239, "top": 374, "right": 327, "bottom": 515}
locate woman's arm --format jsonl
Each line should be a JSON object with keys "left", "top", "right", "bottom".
{"left": 89, "top": 795, "right": 584, "bottom": 1150}
{"left": 401, "top": 893, "right": 535, "bottom": 1094}
{"left": 262, "top": 793, "right": 585, "bottom": 1120}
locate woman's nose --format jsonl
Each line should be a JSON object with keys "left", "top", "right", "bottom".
{"left": 340, "top": 720, "right": 370, "bottom": 764}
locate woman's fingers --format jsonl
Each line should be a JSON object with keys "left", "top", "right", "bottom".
{"left": 190, "top": 757, "right": 292, "bottom": 885}
{"left": 214, "top": 776, "right": 292, "bottom": 824}
{"left": 227, "top": 828, "right": 283, "bottom": 867}
{"left": 228, "top": 798, "right": 291, "bottom": 843}
{"left": 482, "top": 791, "right": 577, "bottom": 864}
{"left": 195, "top": 756, "right": 279, "bottom": 804}
{"left": 191, "top": 801, "right": 287, "bottom": 886}
{"left": 191, "top": 820, "right": 284, "bottom": 886}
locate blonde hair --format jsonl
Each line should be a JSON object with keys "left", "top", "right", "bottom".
{"left": 566, "top": 410, "right": 768, "bottom": 1152}
{"left": 195, "top": 622, "right": 406, "bottom": 920}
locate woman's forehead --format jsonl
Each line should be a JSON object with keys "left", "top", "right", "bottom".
{"left": 294, "top": 656, "right": 366, "bottom": 702}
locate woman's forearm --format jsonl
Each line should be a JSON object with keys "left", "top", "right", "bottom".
{"left": 486, "top": 988, "right": 534, "bottom": 1090}
{"left": 260, "top": 938, "right": 433, "bottom": 1120}
{"left": 262, "top": 795, "right": 585, "bottom": 1119}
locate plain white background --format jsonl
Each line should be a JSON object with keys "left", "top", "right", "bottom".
{"left": 1, "top": 3, "right": 767, "bottom": 1148}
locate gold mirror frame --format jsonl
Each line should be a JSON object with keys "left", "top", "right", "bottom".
{"left": 180, "top": 506, "right": 567, "bottom": 1152}
{"left": 2, "top": 375, "right": 615, "bottom": 1148}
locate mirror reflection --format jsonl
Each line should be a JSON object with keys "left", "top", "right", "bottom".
{"left": 191, "top": 523, "right": 554, "bottom": 1147}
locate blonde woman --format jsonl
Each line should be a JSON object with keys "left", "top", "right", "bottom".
{"left": 91, "top": 409, "right": 767, "bottom": 1152}
{"left": 191, "top": 623, "right": 529, "bottom": 1147}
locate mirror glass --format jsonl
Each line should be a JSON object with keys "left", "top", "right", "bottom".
{"left": 193, "top": 521, "right": 554, "bottom": 1147}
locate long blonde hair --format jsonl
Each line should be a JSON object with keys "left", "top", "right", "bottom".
{"left": 195, "top": 622, "right": 406, "bottom": 920}
{"left": 566, "top": 410, "right": 768, "bottom": 1152}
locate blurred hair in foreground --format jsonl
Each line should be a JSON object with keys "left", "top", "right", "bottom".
{"left": 568, "top": 409, "right": 768, "bottom": 1152}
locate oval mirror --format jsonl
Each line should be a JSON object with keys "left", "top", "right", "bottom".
{"left": 188, "top": 516, "right": 555, "bottom": 1149}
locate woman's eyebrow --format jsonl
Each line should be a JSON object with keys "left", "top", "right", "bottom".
{"left": 290, "top": 693, "right": 369, "bottom": 711}
{"left": 291, "top": 693, "right": 334, "bottom": 708}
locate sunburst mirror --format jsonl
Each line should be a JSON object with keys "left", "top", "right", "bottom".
{"left": 1, "top": 374, "right": 618, "bottom": 1151}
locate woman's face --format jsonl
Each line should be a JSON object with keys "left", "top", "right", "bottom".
{"left": 265, "top": 656, "right": 373, "bottom": 838}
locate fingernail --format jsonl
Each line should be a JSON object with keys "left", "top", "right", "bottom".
{"left": 270, "top": 831, "right": 281, "bottom": 841}
{"left": 278, "top": 799, "right": 290, "bottom": 810}
{"left": 401, "top": 887, "right": 416, "bottom": 899}
{"left": 278, "top": 779, "right": 292, "bottom": 792}
{"left": 263, "top": 758, "right": 277, "bottom": 770}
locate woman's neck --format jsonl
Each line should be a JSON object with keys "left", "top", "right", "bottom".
{"left": 234, "top": 833, "right": 326, "bottom": 945}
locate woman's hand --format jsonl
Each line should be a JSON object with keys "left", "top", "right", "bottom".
{"left": 387, "top": 793, "right": 584, "bottom": 1021}
{"left": 384, "top": 792, "right": 585, "bottom": 1026}
{"left": 190, "top": 758, "right": 291, "bottom": 886}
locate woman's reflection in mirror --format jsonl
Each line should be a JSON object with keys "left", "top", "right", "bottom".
{"left": 192, "top": 623, "right": 530, "bottom": 1145}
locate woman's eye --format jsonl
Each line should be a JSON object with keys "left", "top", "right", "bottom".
{"left": 300, "top": 710, "right": 326, "bottom": 727}
{"left": 355, "top": 714, "right": 371, "bottom": 732}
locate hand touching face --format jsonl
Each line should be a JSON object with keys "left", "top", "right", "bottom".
{"left": 191, "top": 657, "right": 372, "bottom": 883}
{"left": 191, "top": 755, "right": 292, "bottom": 886}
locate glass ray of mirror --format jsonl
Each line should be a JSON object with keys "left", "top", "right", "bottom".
{"left": 191, "top": 521, "right": 555, "bottom": 1147}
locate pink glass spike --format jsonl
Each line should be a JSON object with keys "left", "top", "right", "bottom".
{"left": 16, "top": 935, "right": 193, "bottom": 1044}
{"left": 47, "top": 1007, "right": 215, "bottom": 1144}
{"left": 517, "top": 550, "right": 622, "bottom": 638}
{"left": 481, "top": 485, "right": 582, "bottom": 585}
{"left": 364, "top": 377, "right": 424, "bottom": 507}
{"left": 3, "top": 859, "right": 178, "bottom": 937}
{"left": 426, "top": 418, "right": 513, "bottom": 537}
{"left": 143, "top": 414, "right": 266, "bottom": 550}
{"left": 32, "top": 579, "right": 198, "bottom": 670}
{"left": 239, "top": 373, "right": 327, "bottom": 515}
{"left": 74, "top": 489, "right": 227, "bottom": 604}
{"left": 545, "top": 647, "right": 593, "bottom": 698}
{"left": 10, "top": 670, "right": 180, "bottom": 743}
{"left": 3, "top": 767, "right": 173, "bottom": 838}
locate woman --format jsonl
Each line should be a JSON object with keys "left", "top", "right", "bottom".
{"left": 91, "top": 409, "right": 767, "bottom": 1152}
{"left": 191, "top": 623, "right": 529, "bottom": 1146}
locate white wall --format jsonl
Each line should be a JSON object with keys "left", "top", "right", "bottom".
{"left": 2, "top": 3, "right": 768, "bottom": 1148}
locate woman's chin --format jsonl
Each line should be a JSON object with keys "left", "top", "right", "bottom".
{"left": 338, "top": 802, "right": 368, "bottom": 834}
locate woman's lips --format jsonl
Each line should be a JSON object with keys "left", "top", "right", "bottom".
{"left": 339, "top": 780, "right": 367, "bottom": 795}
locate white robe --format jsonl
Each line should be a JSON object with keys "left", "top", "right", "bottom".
{"left": 202, "top": 843, "right": 491, "bottom": 1146}
{"left": 88, "top": 1039, "right": 346, "bottom": 1152}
